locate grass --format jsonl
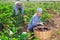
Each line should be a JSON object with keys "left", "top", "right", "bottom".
{"left": 57, "top": 31, "right": 60, "bottom": 35}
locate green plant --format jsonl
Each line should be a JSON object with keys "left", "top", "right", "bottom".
{"left": 10, "top": 38, "right": 18, "bottom": 40}
{"left": 0, "top": 32, "right": 8, "bottom": 40}
{"left": 40, "top": 11, "right": 52, "bottom": 22}
{"left": 0, "top": 2, "right": 60, "bottom": 40}
{"left": 57, "top": 31, "right": 60, "bottom": 35}
{"left": 18, "top": 33, "right": 28, "bottom": 40}
{"left": 33, "top": 37, "right": 39, "bottom": 40}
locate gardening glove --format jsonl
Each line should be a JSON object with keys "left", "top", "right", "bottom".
{"left": 40, "top": 22, "right": 44, "bottom": 25}
{"left": 37, "top": 22, "right": 44, "bottom": 25}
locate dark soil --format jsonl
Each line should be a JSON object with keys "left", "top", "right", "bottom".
{"left": 46, "top": 9, "right": 60, "bottom": 40}
{"left": 16, "top": 24, "right": 27, "bottom": 33}
{"left": 0, "top": 23, "right": 5, "bottom": 31}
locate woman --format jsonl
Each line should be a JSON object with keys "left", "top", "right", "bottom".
{"left": 28, "top": 8, "right": 44, "bottom": 32}
{"left": 13, "top": 1, "right": 24, "bottom": 16}
{"left": 12, "top": 1, "right": 24, "bottom": 27}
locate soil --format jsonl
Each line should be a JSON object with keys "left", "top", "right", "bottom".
{"left": 46, "top": 10, "right": 60, "bottom": 40}
{"left": 16, "top": 24, "right": 27, "bottom": 33}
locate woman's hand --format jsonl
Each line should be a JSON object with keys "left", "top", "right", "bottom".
{"left": 37, "top": 22, "right": 44, "bottom": 25}
{"left": 27, "top": 29, "right": 29, "bottom": 32}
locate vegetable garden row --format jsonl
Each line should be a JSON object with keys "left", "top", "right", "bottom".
{"left": 0, "top": 2, "right": 60, "bottom": 40}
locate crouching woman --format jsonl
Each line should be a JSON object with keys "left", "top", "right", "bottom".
{"left": 27, "top": 8, "right": 44, "bottom": 32}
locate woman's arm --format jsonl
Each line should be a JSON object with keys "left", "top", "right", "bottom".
{"left": 14, "top": 4, "right": 18, "bottom": 15}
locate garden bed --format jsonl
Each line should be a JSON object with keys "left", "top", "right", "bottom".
{"left": 0, "top": 2, "right": 60, "bottom": 40}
